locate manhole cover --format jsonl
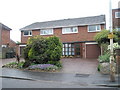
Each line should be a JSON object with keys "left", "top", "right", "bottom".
{"left": 75, "top": 74, "right": 90, "bottom": 77}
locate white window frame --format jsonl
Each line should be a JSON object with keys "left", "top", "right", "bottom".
{"left": 116, "top": 27, "right": 120, "bottom": 31}
{"left": 62, "top": 27, "right": 78, "bottom": 34}
{"left": 23, "top": 31, "right": 32, "bottom": 36}
{"left": 88, "top": 25, "right": 101, "bottom": 32}
{"left": 115, "top": 12, "right": 120, "bottom": 18}
{"left": 40, "top": 29, "right": 53, "bottom": 35}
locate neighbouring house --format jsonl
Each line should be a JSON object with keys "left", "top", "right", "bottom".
{"left": 19, "top": 15, "right": 106, "bottom": 59}
{"left": 0, "top": 23, "right": 16, "bottom": 58}
{"left": 0, "top": 23, "right": 11, "bottom": 47}
{"left": 112, "top": 8, "right": 120, "bottom": 31}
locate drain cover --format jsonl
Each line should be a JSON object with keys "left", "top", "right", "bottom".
{"left": 75, "top": 74, "right": 89, "bottom": 77}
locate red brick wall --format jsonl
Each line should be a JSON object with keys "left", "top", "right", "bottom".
{"left": 9, "top": 40, "right": 16, "bottom": 47}
{"left": 21, "top": 24, "right": 105, "bottom": 43}
{"left": 112, "top": 9, "right": 120, "bottom": 29}
{"left": 1, "top": 29, "right": 10, "bottom": 45}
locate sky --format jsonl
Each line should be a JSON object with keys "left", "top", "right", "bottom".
{"left": 0, "top": 0, "right": 119, "bottom": 42}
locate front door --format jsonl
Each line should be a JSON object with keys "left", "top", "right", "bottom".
{"left": 75, "top": 43, "right": 81, "bottom": 57}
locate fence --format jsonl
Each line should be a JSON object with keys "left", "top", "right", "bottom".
{"left": 2, "top": 47, "right": 16, "bottom": 59}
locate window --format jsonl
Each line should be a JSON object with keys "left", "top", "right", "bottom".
{"left": 62, "top": 27, "right": 78, "bottom": 34}
{"left": 23, "top": 31, "right": 32, "bottom": 36}
{"left": 62, "top": 43, "right": 74, "bottom": 56}
{"left": 115, "top": 12, "right": 120, "bottom": 18}
{"left": 88, "top": 25, "right": 101, "bottom": 32}
{"left": 116, "top": 27, "right": 120, "bottom": 31}
{"left": 40, "top": 29, "right": 53, "bottom": 35}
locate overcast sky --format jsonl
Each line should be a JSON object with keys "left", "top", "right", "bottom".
{"left": 0, "top": 0, "right": 119, "bottom": 42}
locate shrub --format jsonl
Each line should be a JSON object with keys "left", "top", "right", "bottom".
{"left": 46, "top": 36, "right": 62, "bottom": 61}
{"left": 47, "top": 61, "right": 62, "bottom": 68}
{"left": 94, "top": 29, "right": 120, "bottom": 45}
{"left": 98, "top": 53, "right": 110, "bottom": 63}
{"left": 23, "top": 36, "right": 62, "bottom": 68}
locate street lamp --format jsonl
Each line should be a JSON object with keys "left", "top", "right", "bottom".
{"left": 109, "top": 0, "right": 115, "bottom": 82}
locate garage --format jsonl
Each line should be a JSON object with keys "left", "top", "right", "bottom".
{"left": 85, "top": 42, "right": 101, "bottom": 59}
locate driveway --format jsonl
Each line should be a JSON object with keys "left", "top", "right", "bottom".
{"left": 1, "top": 58, "right": 98, "bottom": 74}
{"left": 60, "top": 58, "right": 98, "bottom": 74}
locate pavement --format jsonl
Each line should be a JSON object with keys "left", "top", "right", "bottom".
{"left": 1, "top": 68, "right": 120, "bottom": 87}
{"left": 0, "top": 58, "right": 120, "bottom": 88}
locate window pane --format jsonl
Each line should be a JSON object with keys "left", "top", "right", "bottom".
{"left": 65, "top": 52, "right": 68, "bottom": 55}
{"left": 116, "top": 27, "right": 120, "bottom": 31}
{"left": 69, "top": 44, "right": 71, "bottom": 47}
{"left": 40, "top": 29, "right": 53, "bottom": 35}
{"left": 88, "top": 25, "right": 96, "bottom": 32}
{"left": 62, "top": 52, "right": 64, "bottom": 55}
{"left": 63, "top": 48, "right": 64, "bottom": 51}
{"left": 65, "top": 48, "right": 68, "bottom": 51}
{"left": 72, "top": 52, "right": 74, "bottom": 55}
{"left": 115, "top": 12, "right": 120, "bottom": 18}
{"left": 29, "top": 31, "right": 32, "bottom": 35}
{"left": 72, "top": 27, "right": 78, "bottom": 32}
{"left": 24, "top": 31, "right": 29, "bottom": 35}
{"left": 62, "top": 27, "right": 78, "bottom": 34}
{"left": 69, "top": 48, "right": 71, "bottom": 51}
{"left": 96, "top": 25, "right": 100, "bottom": 30}
{"left": 72, "top": 48, "right": 74, "bottom": 51}
{"left": 65, "top": 44, "right": 68, "bottom": 47}
{"left": 62, "top": 44, "right": 64, "bottom": 47}
{"left": 69, "top": 52, "right": 71, "bottom": 55}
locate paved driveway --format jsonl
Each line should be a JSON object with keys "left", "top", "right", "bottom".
{"left": 60, "top": 58, "right": 98, "bottom": 74}
{"left": 1, "top": 58, "right": 98, "bottom": 74}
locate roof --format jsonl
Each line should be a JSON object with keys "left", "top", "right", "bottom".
{"left": 0, "top": 23, "right": 12, "bottom": 30}
{"left": 20, "top": 15, "right": 106, "bottom": 31}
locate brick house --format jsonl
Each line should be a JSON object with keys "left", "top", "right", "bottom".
{"left": 0, "top": 23, "right": 12, "bottom": 47}
{"left": 19, "top": 15, "right": 106, "bottom": 59}
{"left": 112, "top": 8, "right": 120, "bottom": 31}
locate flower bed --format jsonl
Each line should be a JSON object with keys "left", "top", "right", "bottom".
{"left": 27, "top": 64, "right": 58, "bottom": 71}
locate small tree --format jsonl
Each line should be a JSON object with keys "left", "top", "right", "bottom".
{"left": 94, "top": 29, "right": 120, "bottom": 55}
{"left": 94, "top": 29, "right": 120, "bottom": 45}
{"left": 46, "top": 36, "right": 62, "bottom": 61}
{"left": 23, "top": 36, "right": 62, "bottom": 68}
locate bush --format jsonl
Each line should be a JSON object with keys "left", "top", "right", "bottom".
{"left": 94, "top": 29, "right": 120, "bottom": 45}
{"left": 46, "top": 36, "right": 62, "bottom": 61}
{"left": 47, "top": 61, "right": 62, "bottom": 68}
{"left": 98, "top": 53, "right": 110, "bottom": 63}
{"left": 23, "top": 36, "right": 62, "bottom": 68}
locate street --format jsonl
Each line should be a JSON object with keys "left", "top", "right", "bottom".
{"left": 1, "top": 68, "right": 119, "bottom": 88}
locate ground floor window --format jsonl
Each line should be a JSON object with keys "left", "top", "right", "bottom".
{"left": 62, "top": 43, "right": 74, "bottom": 56}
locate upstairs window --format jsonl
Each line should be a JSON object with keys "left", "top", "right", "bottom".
{"left": 88, "top": 25, "right": 101, "bottom": 32}
{"left": 115, "top": 12, "right": 120, "bottom": 18}
{"left": 40, "top": 29, "right": 53, "bottom": 35}
{"left": 62, "top": 27, "right": 78, "bottom": 34}
{"left": 23, "top": 31, "right": 32, "bottom": 36}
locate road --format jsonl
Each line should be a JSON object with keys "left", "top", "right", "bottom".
{"left": 1, "top": 68, "right": 119, "bottom": 89}
{"left": 2, "top": 77, "right": 111, "bottom": 88}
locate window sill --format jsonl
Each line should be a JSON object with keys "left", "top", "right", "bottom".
{"left": 62, "top": 32, "right": 78, "bottom": 34}
{"left": 88, "top": 31, "right": 101, "bottom": 33}
{"left": 40, "top": 34, "right": 53, "bottom": 36}
{"left": 23, "top": 35, "right": 32, "bottom": 36}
